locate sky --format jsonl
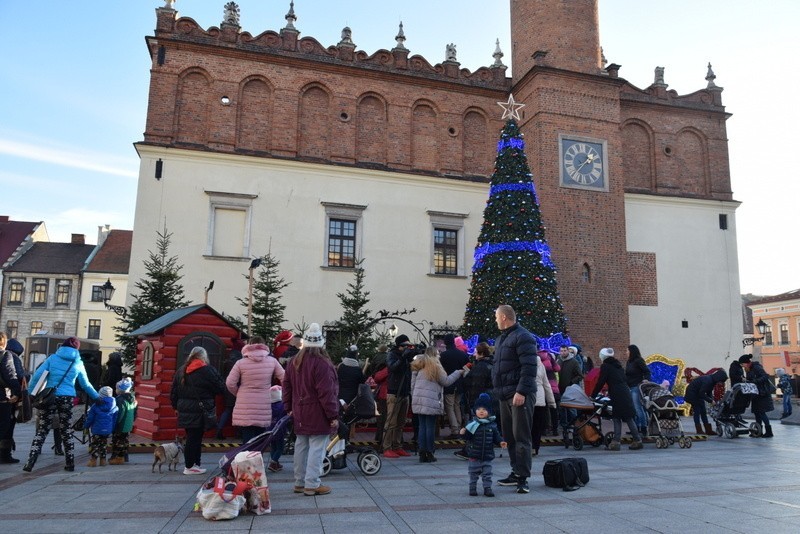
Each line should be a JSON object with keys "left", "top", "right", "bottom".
{"left": 0, "top": 1, "right": 797, "bottom": 296}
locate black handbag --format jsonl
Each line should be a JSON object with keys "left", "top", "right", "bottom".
{"left": 200, "top": 400, "right": 217, "bottom": 431}
{"left": 542, "top": 457, "right": 590, "bottom": 491}
{"left": 31, "top": 360, "right": 74, "bottom": 410}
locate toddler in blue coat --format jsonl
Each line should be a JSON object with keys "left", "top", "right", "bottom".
{"left": 460, "top": 393, "right": 506, "bottom": 496}
{"left": 84, "top": 386, "right": 118, "bottom": 466}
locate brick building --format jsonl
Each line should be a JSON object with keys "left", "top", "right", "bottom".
{"left": 129, "top": 1, "right": 743, "bottom": 370}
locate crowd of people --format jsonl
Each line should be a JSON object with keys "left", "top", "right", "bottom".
{"left": 1, "top": 305, "right": 794, "bottom": 500}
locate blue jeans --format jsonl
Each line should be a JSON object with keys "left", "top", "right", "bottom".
{"left": 783, "top": 394, "right": 793, "bottom": 416}
{"left": 417, "top": 414, "right": 437, "bottom": 453}
{"left": 270, "top": 437, "right": 285, "bottom": 463}
{"left": 630, "top": 386, "right": 647, "bottom": 429}
{"left": 293, "top": 434, "right": 330, "bottom": 489}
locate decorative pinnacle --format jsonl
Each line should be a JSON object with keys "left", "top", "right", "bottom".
{"left": 284, "top": 1, "right": 297, "bottom": 30}
{"left": 492, "top": 39, "right": 505, "bottom": 68}
{"left": 706, "top": 62, "right": 717, "bottom": 88}
{"left": 163, "top": 0, "right": 176, "bottom": 10}
{"left": 395, "top": 21, "right": 407, "bottom": 50}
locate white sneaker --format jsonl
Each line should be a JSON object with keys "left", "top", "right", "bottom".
{"left": 183, "top": 465, "right": 207, "bottom": 475}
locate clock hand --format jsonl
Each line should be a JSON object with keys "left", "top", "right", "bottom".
{"left": 573, "top": 153, "right": 595, "bottom": 173}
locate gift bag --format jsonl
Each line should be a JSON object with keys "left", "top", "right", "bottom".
{"left": 195, "top": 477, "right": 247, "bottom": 520}
{"left": 231, "top": 451, "right": 271, "bottom": 514}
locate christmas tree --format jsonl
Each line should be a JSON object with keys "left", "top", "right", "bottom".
{"left": 462, "top": 96, "right": 567, "bottom": 343}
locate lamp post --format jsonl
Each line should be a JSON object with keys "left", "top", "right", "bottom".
{"left": 204, "top": 280, "right": 214, "bottom": 305}
{"left": 247, "top": 258, "right": 262, "bottom": 337}
{"left": 742, "top": 319, "right": 768, "bottom": 348}
{"left": 101, "top": 278, "right": 128, "bottom": 318}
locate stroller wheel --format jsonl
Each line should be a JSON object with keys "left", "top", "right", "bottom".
{"left": 748, "top": 422, "right": 762, "bottom": 438}
{"left": 685, "top": 437, "right": 692, "bottom": 448}
{"left": 715, "top": 424, "right": 724, "bottom": 437}
{"left": 603, "top": 432, "right": 614, "bottom": 449}
{"left": 358, "top": 452, "right": 382, "bottom": 476}
{"left": 321, "top": 456, "right": 332, "bottom": 477}
{"left": 722, "top": 424, "right": 734, "bottom": 439}
{"left": 572, "top": 436, "right": 584, "bottom": 451}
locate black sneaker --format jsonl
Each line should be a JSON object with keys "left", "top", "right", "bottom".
{"left": 497, "top": 473, "right": 520, "bottom": 486}
{"left": 484, "top": 487, "right": 495, "bottom": 497}
{"left": 516, "top": 479, "right": 529, "bottom": 494}
{"left": 469, "top": 488, "right": 478, "bottom": 496}
{"left": 453, "top": 449, "right": 469, "bottom": 460}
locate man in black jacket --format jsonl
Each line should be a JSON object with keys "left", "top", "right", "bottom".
{"left": 381, "top": 335, "right": 415, "bottom": 458}
{"left": 491, "top": 305, "right": 538, "bottom": 494}
{"left": 0, "top": 333, "right": 23, "bottom": 463}
{"left": 440, "top": 334, "right": 469, "bottom": 436}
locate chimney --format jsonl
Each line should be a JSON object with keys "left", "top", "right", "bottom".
{"left": 97, "top": 225, "right": 111, "bottom": 248}
{"left": 71, "top": 234, "right": 85, "bottom": 245}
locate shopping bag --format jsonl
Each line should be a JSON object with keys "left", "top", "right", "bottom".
{"left": 231, "top": 451, "right": 271, "bottom": 515}
{"left": 195, "top": 477, "right": 246, "bottom": 520}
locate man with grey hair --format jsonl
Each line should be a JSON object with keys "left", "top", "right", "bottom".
{"left": 491, "top": 305, "right": 538, "bottom": 493}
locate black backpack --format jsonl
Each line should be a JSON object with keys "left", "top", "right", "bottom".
{"left": 542, "top": 457, "right": 590, "bottom": 491}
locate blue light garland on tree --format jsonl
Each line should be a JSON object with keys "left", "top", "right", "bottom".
{"left": 462, "top": 118, "right": 568, "bottom": 342}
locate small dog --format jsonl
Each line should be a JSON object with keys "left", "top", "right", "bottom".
{"left": 152, "top": 436, "right": 185, "bottom": 473}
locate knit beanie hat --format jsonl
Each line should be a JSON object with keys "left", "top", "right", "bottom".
{"left": 116, "top": 377, "right": 133, "bottom": 394}
{"left": 568, "top": 345, "right": 579, "bottom": 356}
{"left": 64, "top": 336, "right": 80, "bottom": 350}
{"left": 99, "top": 386, "right": 113, "bottom": 398}
{"left": 599, "top": 347, "right": 614, "bottom": 361}
{"left": 303, "top": 323, "right": 325, "bottom": 348}
{"left": 394, "top": 334, "right": 410, "bottom": 348}
{"left": 775, "top": 368, "right": 786, "bottom": 377}
{"left": 738, "top": 354, "right": 753, "bottom": 364}
{"left": 473, "top": 393, "right": 493, "bottom": 415}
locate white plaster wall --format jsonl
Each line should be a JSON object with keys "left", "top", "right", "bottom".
{"left": 626, "top": 194, "right": 743, "bottom": 370}
{"left": 129, "top": 146, "right": 489, "bottom": 336}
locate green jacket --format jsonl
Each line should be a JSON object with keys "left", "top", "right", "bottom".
{"left": 115, "top": 392, "right": 137, "bottom": 433}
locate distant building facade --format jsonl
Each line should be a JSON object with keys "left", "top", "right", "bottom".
{"left": 747, "top": 289, "right": 800, "bottom": 375}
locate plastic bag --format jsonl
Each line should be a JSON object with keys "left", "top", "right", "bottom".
{"left": 195, "top": 477, "right": 246, "bottom": 520}
{"left": 231, "top": 451, "right": 271, "bottom": 515}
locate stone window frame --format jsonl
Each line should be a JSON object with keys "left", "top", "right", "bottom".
{"left": 427, "top": 210, "right": 468, "bottom": 277}
{"left": 321, "top": 202, "right": 366, "bottom": 270}
{"left": 32, "top": 279, "right": 48, "bottom": 307}
{"left": 87, "top": 319, "right": 101, "bottom": 340}
{"left": 7, "top": 279, "right": 23, "bottom": 305}
{"left": 55, "top": 279, "right": 71, "bottom": 306}
{"left": 204, "top": 190, "right": 258, "bottom": 261}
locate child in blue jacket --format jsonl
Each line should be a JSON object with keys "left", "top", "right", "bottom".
{"left": 460, "top": 393, "right": 506, "bottom": 497}
{"left": 84, "top": 386, "right": 118, "bottom": 467}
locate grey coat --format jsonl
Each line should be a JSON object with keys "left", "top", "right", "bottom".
{"left": 411, "top": 368, "right": 463, "bottom": 415}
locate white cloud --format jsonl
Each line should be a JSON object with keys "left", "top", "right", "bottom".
{"left": 0, "top": 137, "right": 137, "bottom": 178}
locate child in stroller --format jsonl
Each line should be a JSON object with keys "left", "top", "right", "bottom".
{"left": 559, "top": 384, "right": 614, "bottom": 450}
{"left": 711, "top": 382, "right": 762, "bottom": 438}
{"left": 322, "top": 384, "right": 382, "bottom": 476}
{"left": 639, "top": 381, "right": 691, "bottom": 449}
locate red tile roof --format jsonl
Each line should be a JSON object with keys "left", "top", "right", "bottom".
{"left": 85, "top": 230, "right": 133, "bottom": 274}
{"left": 0, "top": 216, "right": 41, "bottom": 267}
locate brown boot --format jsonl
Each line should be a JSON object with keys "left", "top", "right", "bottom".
{"left": 108, "top": 457, "right": 125, "bottom": 465}
{"left": 703, "top": 423, "right": 714, "bottom": 435}
{"left": 87, "top": 457, "right": 97, "bottom": 467}
{"left": 695, "top": 423, "right": 703, "bottom": 434}
{"left": 99, "top": 457, "right": 107, "bottom": 466}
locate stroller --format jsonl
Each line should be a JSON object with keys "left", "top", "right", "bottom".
{"left": 322, "top": 384, "right": 382, "bottom": 477}
{"left": 559, "top": 384, "right": 614, "bottom": 450}
{"left": 711, "top": 382, "right": 762, "bottom": 438}
{"left": 639, "top": 381, "right": 691, "bottom": 449}
{"left": 218, "top": 414, "right": 293, "bottom": 474}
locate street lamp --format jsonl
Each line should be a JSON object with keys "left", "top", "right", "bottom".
{"left": 101, "top": 278, "right": 128, "bottom": 318}
{"left": 247, "top": 258, "right": 262, "bottom": 337}
{"left": 742, "top": 319, "right": 767, "bottom": 348}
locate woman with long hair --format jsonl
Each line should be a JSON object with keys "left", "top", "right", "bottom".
{"left": 170, "top": 346, "right": 225, "bottom": 475}
{"left": 411, "top": 346, "right": 468, "bottom": 462}
{"left": 23, "top": 337, "right": 99, "bottom": 472}
{"left": 624, "top": 344, "right": 651, "bottom": 435}
{"left": 283, "top": 323, "right": 339, "bottom": 496}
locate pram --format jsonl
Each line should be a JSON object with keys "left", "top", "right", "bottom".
{"left": 322, "top": 384, "right": 382, "bottom": 477}
{"left": 218, "top": 414, "right": 293, "bottom": 474}
{"left": 559, "top": 384, "right": 614, "bottom": 450}
{"left": 711, "top": 382, "right": 762, "bottom": 438}
{"left": 639, "top": 381, "right": 691, "bottom": 449}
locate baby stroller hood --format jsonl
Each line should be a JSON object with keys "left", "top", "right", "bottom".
{"left": 560, "top": 384, "right": 595, "bottom": 409}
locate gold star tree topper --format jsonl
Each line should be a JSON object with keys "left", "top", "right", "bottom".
{"left": 497, "top": 94, "right": 525, "bottom": 121}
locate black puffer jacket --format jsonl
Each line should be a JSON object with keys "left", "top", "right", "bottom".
{"left": 0, "top": 350, "right": 21, "bottom": 400}
{"left": 170, "top": 362, "right": 226, "bottom": 429}
{"left": 625, "top": 356, "right": 651, "bottom": 387}
{"left": 729, "top": 361, "right": 745, "bottom": 386}
{"left": 491, "top": 323, "right": 538, "bottom": 401}
{"left": 463, "top": 357, "right": 493, "bottom": 407}
{"left": 386, "top": 347, "right": 413, "bottom": 397}
{"left": 684, "top": 369, "right": 727, "bottom": 405}
{"left": 464, "top": 418, "right": 503, "bottom": 461}
{"left": 747, "top": 362, "right": 775, "bottom": 414}
{"left": 592, "top": 357, "right": 636, "bottom": 421}
{"left": 440, "top": 341, "right": 468, "bottom": 395}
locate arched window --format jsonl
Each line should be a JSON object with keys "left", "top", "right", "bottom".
{"left": 177, "top": 331, "right": 226, "bottom": 373}
{"left": 141, "top": 342, "right": 154, "bottom": 380}
{"left": 582, "top": 263, "right": 591, "bottom": 283}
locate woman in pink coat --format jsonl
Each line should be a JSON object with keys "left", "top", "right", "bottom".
{"left": 226, "top": 341, "right": 285, "bottom": 443}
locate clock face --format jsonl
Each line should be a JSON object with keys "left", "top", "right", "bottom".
{"left": 559, "top": 136, "right": 608, "bottom": 191}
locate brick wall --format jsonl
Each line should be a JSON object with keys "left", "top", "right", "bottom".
{"left": 627, "top": 252, "right": 658, "bottom": 306}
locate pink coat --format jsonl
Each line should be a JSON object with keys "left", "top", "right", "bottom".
{"left": 226, "top": 344, "right": 285, "bottom": 428}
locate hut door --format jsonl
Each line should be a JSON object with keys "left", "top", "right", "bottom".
{"left": 177, "top": 331, "right": 226, "bottom": 373}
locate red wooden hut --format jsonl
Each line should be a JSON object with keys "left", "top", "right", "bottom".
{"left": 129, "top": 304, "right": 244, "bottom": 441}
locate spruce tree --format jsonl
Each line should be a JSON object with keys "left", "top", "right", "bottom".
{"left": 115, "top": 228, "right": 190, "bottom": 367}
{"left": 235, "top": 252, "right": 289, "bottom": 341}
{"left": 462, "top": 118, "right": 567, "bottom": 341}
{"left": 328, "top": 258, "right": 378, "bottom": 361}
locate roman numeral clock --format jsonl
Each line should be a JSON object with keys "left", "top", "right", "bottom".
{"left": 558, "top": 134, "right": 608, "bottom": 191}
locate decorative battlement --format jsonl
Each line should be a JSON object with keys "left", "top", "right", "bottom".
{"left": 154, "top": 5, "right": 508, "bottom": 89}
